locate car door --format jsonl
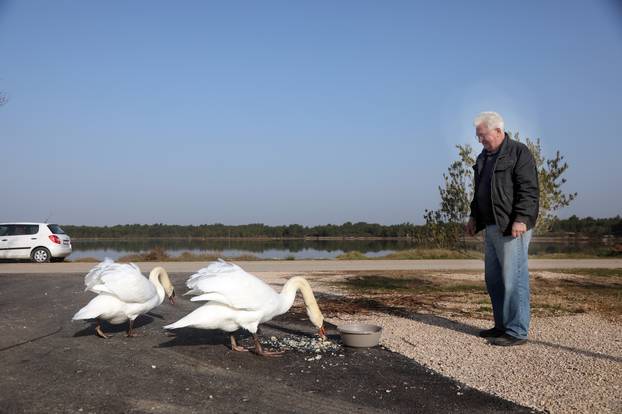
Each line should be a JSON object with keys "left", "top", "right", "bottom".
{"left": 23, "top": 224, "right": 41, "bottom": 258}
{"left": 2, "top": 225, "right": 22, "bottom": 259}
{"left": 0, "top": 225, "right": 9, "bottom": 258}
{"left": 5, "top": 224, "right": 37, "bottom": 259}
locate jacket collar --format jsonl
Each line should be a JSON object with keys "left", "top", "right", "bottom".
{"left": 496, "top": 132, "right": 511, "bottom": 159}
{"left": 474, "top": 132, "right": 510, "bottom": 174}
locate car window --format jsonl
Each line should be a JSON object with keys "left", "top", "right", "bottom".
{"left": 7, "top": 225, "right": 22, "bottom": 236}
{"left": 6, "top": 225, "right": 39, "bottom": 236}
{"left": 47, "top": 224, "right": 66, "bottom": 235}
{"left": 0, "top": 226, "right": 8, "bottom": 237}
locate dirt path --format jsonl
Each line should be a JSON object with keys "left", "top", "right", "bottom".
{"left": 1, "top": 258, "right": 621, "bottom": 274}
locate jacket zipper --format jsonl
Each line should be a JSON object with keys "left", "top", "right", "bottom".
{"left": 491, "top": 154, "right": 502, "bottom": 229}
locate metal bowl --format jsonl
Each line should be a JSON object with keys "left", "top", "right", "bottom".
{"left": 337, "top": 323, "right": 383, "bottom": 348}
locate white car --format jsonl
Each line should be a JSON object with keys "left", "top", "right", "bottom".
{"left": 0, "top": 223, "right": 72, "bottom": 263}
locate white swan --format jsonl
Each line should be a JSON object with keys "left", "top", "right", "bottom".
{"left": 164, "top": 259, "right": 326, "bottom": 357}
{"left": 72, "top": 259, "right": 176, "bottom": 338}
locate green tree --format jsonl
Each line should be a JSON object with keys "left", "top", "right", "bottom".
{"left": 423, "top": 144, "right": 475, "bottom": 247}
{"left": 426, "top": 132, "right": 577, "bottom": 240}
{"left": 513, "top": 132, "right": 577, "bottom": 233}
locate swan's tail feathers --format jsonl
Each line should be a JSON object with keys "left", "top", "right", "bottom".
{"left": 163, "top": 315, "right": 194, "bottom": 330}
{"left": 163, "top": 321, "right": 183, "bottom": 330}
{"left": 72, "top": 303, "right": 101, "bottom": 321}
{"left": 163, "top": 304, "right": 226, "bottom": 330}
{"left": 189, "top": 292, "right": 234, "bottom": 306}
{"left": 72, "top": 295, "right": 118, "bottom": 321}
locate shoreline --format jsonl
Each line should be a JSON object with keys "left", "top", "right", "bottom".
{"left": 68, "top": 235, "right": 620, "bottom": 243}
{"left": 1, "top": 258, "right": 622, "bottom": 274}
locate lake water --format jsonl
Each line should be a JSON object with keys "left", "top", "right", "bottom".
{"left": 67, "top": 238, "right": 613, "bottom": 261}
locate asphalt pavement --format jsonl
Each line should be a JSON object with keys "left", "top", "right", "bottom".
{"left": 0, "top": 272, "right": 538, "bottom": 413}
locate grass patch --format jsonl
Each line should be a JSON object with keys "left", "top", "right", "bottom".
{"left": 336, "top": 251, "right": 369, "bottom": 260}
{"left": 116, "top": 248, "right": 260, "bottom": 262}
{"left": 531, "top": 276, "right": 622, "bottom": 318}
{"left": 543, "top": 268, "right": 622, "bottom": 278}
{"left": 342, "top": 274, "right": 483, "bottom": 294}
{"left": 231, "top": 254, "right": 262, "bottom": 261}
{"left": 175, "top": 251, "right": 220, "bottom": 262}
{"left": 326, "top": 269, "right": 622, "bottom": 320}
{"left": 336, "top": 248, "right": 483, "bottom": 260}
{"left": 383, "top": 249, "right": 482, "bottom": 260}
{"left": 341, "top": 275, "right": 415, "bottom": 291}
{"left": 529, "top": 248, "right": 622, "bottom": 259}
{"left": 117, "top": 247, "right": 171, "bottom": 262}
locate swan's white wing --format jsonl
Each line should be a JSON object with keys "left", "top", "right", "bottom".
{"left": 189, "top": 292, "right": 236, "bottom": 307}
{"left": 184, "top": 259, "right": 244, "bottom": 291}
{"left": 84, "top": 258, "right": 119, "bottom": 291}
{"left": 84, "top": 259, "right": 156, "bottom": 303}
{"left": 184, "top": 259, "right": 240, "bottom": 282}
{"left": 185, "top": 260, "right": 276, "bottom": 310}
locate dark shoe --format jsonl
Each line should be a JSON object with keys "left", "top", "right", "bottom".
{"left": 489, "top": 334, "right": 527, "bottom": 347}
{"left": 478, "top": 327, "right": 504, "bottom": 338}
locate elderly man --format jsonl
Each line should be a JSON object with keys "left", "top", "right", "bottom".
{"left": 465, "top": 112, "right": 539, "bottom": 346}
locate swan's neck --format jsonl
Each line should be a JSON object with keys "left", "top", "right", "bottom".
{"left": 277, "top": 277, "right": 321, "bottom": 318}
{"left": 149, "top": 267, "right": 171, "bottom": 304}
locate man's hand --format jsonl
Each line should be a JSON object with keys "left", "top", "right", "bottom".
{"left": 511, "top": 221, "right": 527, "bottom": 238}
{"left": 465, "top": 217, "right": 476, "bottom": 237}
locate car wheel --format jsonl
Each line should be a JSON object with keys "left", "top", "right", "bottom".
{"left": 31, "top": 247, "right": 51, "bottom": 263}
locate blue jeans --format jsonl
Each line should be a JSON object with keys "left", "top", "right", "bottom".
{"left": 484, "top": 225, "right": 532, "bottom": 339}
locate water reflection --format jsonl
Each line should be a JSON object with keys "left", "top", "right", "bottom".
{"left": 68, "top": 238, "right": 611, "bottom": 260}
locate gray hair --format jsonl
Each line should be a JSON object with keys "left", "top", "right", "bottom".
{"left": 473, "top": 111, "right": 504, "bottom": 131}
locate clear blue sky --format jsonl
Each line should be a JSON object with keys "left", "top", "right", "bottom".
{"left": 1, "top": 0, "right": 621, "bottom": 226}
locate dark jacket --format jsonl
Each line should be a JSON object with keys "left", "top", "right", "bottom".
{"left": 470, "top": 133, "right": 539, "bottom": 235}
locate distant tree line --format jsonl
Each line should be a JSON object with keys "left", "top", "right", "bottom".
{"left": 549, "top": 215, "right": 622, "bottom": 236}
{"left": 62, "top": 216, "right": 621, "bottom": 239}
{"left": 62, "top": 222, "right": 424, "bottom": 239}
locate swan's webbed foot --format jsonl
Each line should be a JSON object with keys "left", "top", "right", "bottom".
{"left": 252, "top": 334, "right": 285, "bottom": 357}
{"left": 255, "top": 349, "right": 286, "bottom": 357}
{"left": 95, "top": 319, "right": 111, "bottom": 339}
{"left": 126, "top": 319, "right": 139, "bottom": 338}
{"left": 230, "top": 335, "right": 249, "bottom": 352}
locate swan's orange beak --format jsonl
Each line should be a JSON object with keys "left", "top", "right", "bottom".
{"left": 318, "top": 325, "right": 326, "bottom": 339}
{"left": 168, "top": 291, "right": 176, "bottom": 305}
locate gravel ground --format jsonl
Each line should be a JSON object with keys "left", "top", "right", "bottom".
{"left": 226, "top": 270, "right": 622, "bottom": 413}
{"left": 263, "top": 269, "right": 621, "bottom": 413}
{"left": 327, "top": 312, "right": 622, "bottom": 414}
